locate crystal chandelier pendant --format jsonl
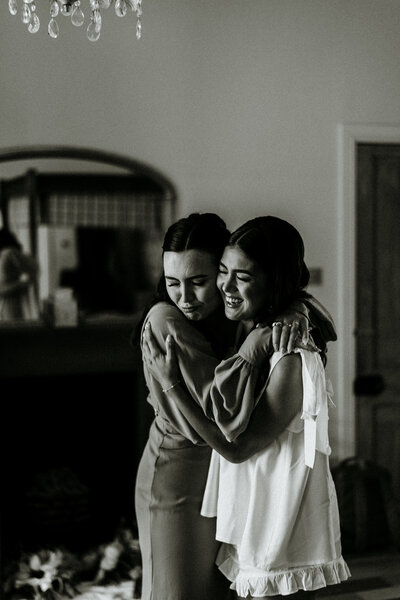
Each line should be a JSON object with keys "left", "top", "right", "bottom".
{"left": 50, "top": 1, "right": 59, "bottom": 17}
{"left": 10, "top": 0, "right": 144, "bottom": 41}
{"left": 71, "top": 2, "right": 85, "bottom": 27}
{"left": 134, "top": 0, "right": 142, "bottom": 38}
{"left": 87, "top": 18, "right": 101, "bottom": 41}
{"left": 92, "top": 8, "right": 102, "bottom": 30}
{"left": 28, "top": 11, "right": 40, "bottom": 33}
{"left": 48, "top": 17, "right": 60, "bottom": 38}
{"left": 21, "top": 3, "right": 31, "bottom": 23}
{"left": 8, "top": 0, "right": 18, "bottom": 16}
{"left": 59, "top": 1, "right": 73, "bottom": 16}
{"left": 115, "top": 0, "right": 128, "bottom": 18}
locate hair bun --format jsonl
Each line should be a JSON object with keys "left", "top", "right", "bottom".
{"left": 189, "top": 212, "right": 227, "bottom": 230}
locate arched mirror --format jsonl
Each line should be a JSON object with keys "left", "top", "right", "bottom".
{"left": 0, "top": 147, "right": 176, "bottom": 580}
{"left": 0, "top": 145, "right": 177, "bottom": 325}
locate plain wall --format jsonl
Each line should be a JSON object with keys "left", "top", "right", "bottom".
{"left": 1, "top": 0, "right": 400, "bottom": 457}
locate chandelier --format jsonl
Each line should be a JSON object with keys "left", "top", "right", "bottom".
{"left": 8, "top": 0, "right": 143, "bottom": 42}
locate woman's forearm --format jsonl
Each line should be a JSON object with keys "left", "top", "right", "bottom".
{"left": 163, "top": 383, "right": 247, "bottom": 462}
{"left": 164, "top": 353, "right": 302, "bottom": 463}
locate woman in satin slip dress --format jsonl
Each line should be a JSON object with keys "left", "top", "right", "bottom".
{"left": 142, "top": 216, "right": 350, "bottom": 599}
{"left": 134, "top": 213, "right": 337, "bottom": 600}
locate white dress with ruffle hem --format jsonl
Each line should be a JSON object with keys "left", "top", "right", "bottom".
{"left": 201, "top": 349, "right": 351, "bottom": 597}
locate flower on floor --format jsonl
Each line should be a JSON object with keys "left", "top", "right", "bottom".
{"left": 3, "top": 526, "right": 142, "bottom": 600}
{"left": 93, "top": 527, "right": 142, "bottom": 597}
{"left": 12, "top": 548, "right": 79, "bottom": 599}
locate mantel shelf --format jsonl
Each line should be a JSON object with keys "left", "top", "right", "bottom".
{"left": 0, "top": 317, "right": 141, "bottom": 378}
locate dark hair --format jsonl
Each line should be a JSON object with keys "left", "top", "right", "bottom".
{"left": 0, "top": 229, "right": 22, "bottom": 252}
{"left": 228, "top": 216, "right": 310, "bottom": 322}
{"left": 131, "top": 213, "right": 230, "bottom": 345}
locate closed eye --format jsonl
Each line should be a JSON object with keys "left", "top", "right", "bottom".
{"left": 165, "top": 278, "right": 179, "bottom": 287}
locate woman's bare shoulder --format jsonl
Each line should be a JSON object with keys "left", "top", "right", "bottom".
{"left": 269, "top": 351, "right": 302, "bottom": 384}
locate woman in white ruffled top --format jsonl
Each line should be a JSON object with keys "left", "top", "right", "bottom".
{"left": 142, "top": 215, "right": 350, "bottom": 599}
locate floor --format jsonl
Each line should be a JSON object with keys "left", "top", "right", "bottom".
{"left": 70, "top": 551, "right": 400, "bottom": 600}
{"left": 315, "top": 551, "right": 400, "bottom": 599}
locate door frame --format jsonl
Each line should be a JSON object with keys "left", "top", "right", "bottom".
{"left": 337, "top": 123, "right": 400, "bottom": 459}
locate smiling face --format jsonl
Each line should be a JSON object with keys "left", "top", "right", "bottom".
{"left": 217, "top": 246, "right": 270, "bottom": 324}
{"left": 163, "top": 249, "right": 222, "bottom": 321}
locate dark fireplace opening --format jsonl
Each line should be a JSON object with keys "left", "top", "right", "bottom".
{"left": 0, "top": 371, "right": 151, "bottom": 567}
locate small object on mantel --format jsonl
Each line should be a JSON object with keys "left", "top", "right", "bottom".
{"left": 53, "top": 287, "right": 78, "bottom": 327}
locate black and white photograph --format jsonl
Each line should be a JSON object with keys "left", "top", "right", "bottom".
{"left": 0, "top": 2, "right": 399, "bottom": 599}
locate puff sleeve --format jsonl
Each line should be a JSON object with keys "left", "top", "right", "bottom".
{"left": 142, "top": 302, "right": 219, "bottom": 443}
{"left": 143, "top": 304, "right": 272, "bottom": 444}
{"left": 208, "top": 326, "right": 273, "bottom": 441}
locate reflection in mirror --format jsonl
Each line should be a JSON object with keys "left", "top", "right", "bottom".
{"left": 0, "top": 227, "right": 40, "bottom": 321}
{"left": 0, "top": 147, "right": 176, "bottom": 325}
{"left": 58, "top": 226, "right": 161, "bottom": 317}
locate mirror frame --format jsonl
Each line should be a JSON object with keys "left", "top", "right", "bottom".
{"left": 0, "top": 144, "right": 177, "bottom": 200}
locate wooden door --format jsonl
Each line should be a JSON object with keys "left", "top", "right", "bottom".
{"left": 356, "top": 143, "right": 400, "bottom": 499}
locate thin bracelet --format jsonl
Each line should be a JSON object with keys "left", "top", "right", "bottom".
{"left": 162, "top": 380, "right": 181, "bottom": 393}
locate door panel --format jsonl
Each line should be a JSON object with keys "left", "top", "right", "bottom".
{"left": 356, "top": 143, "right": 400, "bottom": 498}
